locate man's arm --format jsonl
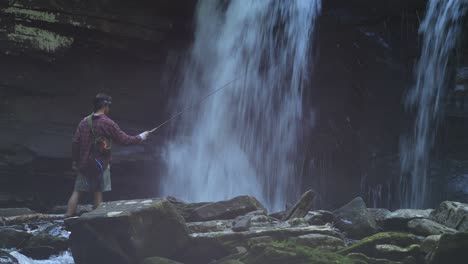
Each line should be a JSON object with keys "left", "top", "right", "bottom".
{"left": 107, "top": 120, "right": 144, "bottom": 145}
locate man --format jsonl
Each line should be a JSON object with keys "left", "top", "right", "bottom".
{"left": 65, "top": 93, "right": 149, "bottom": 216}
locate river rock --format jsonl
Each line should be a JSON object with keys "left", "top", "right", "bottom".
{"left": 232, "top": 215, "right": 252, "bottom": 232}
{"left": 0, "top": 208, "right": 35, "bottom": 217}
{"left": 374, "top": 244, "right": 422, "bottom": 262}
{"left": 333, "top": 197, "right": 378, "bottom": 239}
{"left": 19, "top": 246, "right": 56, "bottom": 260}
{"left": 191, "top": 196, "right": 266, "bottom": 222}
{"left": 369, "top": 208, "right": 392, "bottom": 227}
{"left": 141, "top": 256, "right": 183, "bottom": 264}
{"left": 187, "top": 220, "right": 232, "bottom": 234}
{"left": 0, "top": 228, "right": 31, "bottom": 248}
{"left": 430, "top": 201, "right": 468, "bottom": 232}
{"left": 427, "top": 232, "right": 468, "bottom": 264}
{"left": 383, "top": 209, "right": 433, "bottom": 230}
{"left": 282, "top": 190, "right": 315, "bottom": 221}
{"left": 407, "top": 218, "right": 457, "bottom": 236}
{"left": 420, "top": 235, "right": 441, "bottom": 254}
{"left": 182, "top": 223, "right": 342, "bottom": 263}
{"left": 290, "top": 233, "right": 345, "bottom": 251}
{"left": 305, "top": 210, "right": 335, "bottom": 225}
{"left": 338, "top": 232, "right": 422, "bottom": 257}
{"left": 67, "top": 198, "right": 189, "bottom": 264}
{"left": 21, "top": 233, "right": 68, "bottom": 257}
{"left": 346, "top": 253, "right": 401, "bottom": 264}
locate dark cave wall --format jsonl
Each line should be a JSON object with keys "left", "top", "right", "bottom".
{"left": 0, "top": 0, "right": 466, "bottom": 210}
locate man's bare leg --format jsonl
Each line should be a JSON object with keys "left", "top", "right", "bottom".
{"left": 93, "top": 192, "right": 103, "bottom": 209}
{"left": 66, "top": 191, "right": 81, "bottom": 217}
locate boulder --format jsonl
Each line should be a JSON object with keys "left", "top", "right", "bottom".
{"left": 0, "top": 250, "right": 18, "bottom": 264}
{"left": 0, "top": 228, "right": 32, "bottom": 248}
{"left": 281, "top": 190, "right": 315, "bottom": 221}
{"left": 374, "top": 244, "right": 422, "bottom": 262}
{"left": 186, "top": 220, "right": 232, "bottom": 234}
{"left": 305, "top": 210, "right": 336, "bottom": 225}
{"left": 170, "top": 202, "right": 211, "bottom": 222}
{"left": 67, "top": 198, "right": 189, "bottom": 264}
{"left": 430, "top": 201, "right": 468, "bottom": 232}
{"left": 19, "top": 246, "right": 56, "bottom": 260}
{"left": 232, "top": 215, "right": 252, "bottom": 232}
{"left": 427, "top": 232, "right": 468, "bottom": 264}
{"left": 368, "top": 208, "right": 391, "bottom": 227}
{"left": 289, "top": 234, "right": 345, "bottom": 251}
{"left": 333, "top": 197, "right": 378, "bottom": 239}
{"left": 407, "top": 219, "right": 457, "bottom": 236}
{"left": 383, "top": 209, "right": 433, "bottom": 230}
{"left": 338, "top": 232, "right": 422, "bottom": 257}
{"left": 191, "top": 196, "right": 266, "bottom": 222}
{"left": 0, "top": 208, "right": 35, "bottom": 217}
{"left": 420, "top": 235, "right": 441, "bottom": 254}
{"left": 287, "top": 218, "right": 309, "bottom": 227}
{"left": 346, "top": 253, "right": 401, "bottom": 264}
{"left": 141, "top": 256, "right": 183, "bottom": 264}
{"left": 269, "top": 211, "right": 286, "bottom": 220}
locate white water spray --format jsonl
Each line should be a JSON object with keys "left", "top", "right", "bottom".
{"left": 162, "top": 0, "right": 321, "bottom": 211}
{"left": 400, "top": 0, "right": 468, "bottom": 208}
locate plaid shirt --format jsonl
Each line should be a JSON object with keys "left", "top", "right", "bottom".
{"left": 72, "top": 114, "right": 142, "bottom": 169}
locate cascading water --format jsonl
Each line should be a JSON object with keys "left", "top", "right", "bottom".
{"left": 400, "top": 0, "right": 468, "bottom": 208}
{"left": 162, "top": 0, "right": 321, "bottom": 211}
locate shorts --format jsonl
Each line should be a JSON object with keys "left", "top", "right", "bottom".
{"left": 74, "top": 167, "right": 111, "bottom": 192}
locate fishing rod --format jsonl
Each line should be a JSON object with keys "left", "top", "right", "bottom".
{"left": 149, "top": 75, "right": 244, "bottom": 134}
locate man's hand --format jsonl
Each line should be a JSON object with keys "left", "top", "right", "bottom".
{"left": 138, "top": 131, "right": 150, "bottom": 141}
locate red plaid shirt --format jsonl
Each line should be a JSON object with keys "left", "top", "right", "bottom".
{"left": 72, "top": 114, "right": 142, "bottom": 169}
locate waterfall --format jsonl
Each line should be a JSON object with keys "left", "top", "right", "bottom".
{"left": 161, "top": 0, "right": 321, "bottom": 211}
{"left": 400, "top": 0, "right": 468, "bottom": 208}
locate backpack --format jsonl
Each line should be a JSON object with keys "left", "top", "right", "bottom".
{"left": 81, "top": 114, "right": 112, "bottom": 187}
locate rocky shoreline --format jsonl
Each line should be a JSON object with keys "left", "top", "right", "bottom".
{"left": 1, "top": 191, "right": 467, "bottom": 264}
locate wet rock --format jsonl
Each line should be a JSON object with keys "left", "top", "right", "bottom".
{"left": 0, "top": 228, "right": 31, "bottom": 248}
{"left": 407, "top": 218, "right": 457, "bottom": 236}
{"left": 427, "top": 232, "right": 468, "bottom": 264}
{"left": 369, "top": 208, "right": 392, "bottom": 227}
{"left": 187, "top": 220, "right": 231, "bottom": 234}
{"left": 170, "top": 202, "right": 211, "bottom": 222}
{"left": 333, "top": 197, "right": 378, "bottom": 239}
{"left": 0, "top": 208, "right": 35, "bottom": 217}
{"left": 23, "top": 233, "right": 68, "bottom": 253}
{"left": 289, "top": 234, "right": 345, "bottom": 251}
{"left": 269, "top": 211, "right": 286, "bottom": 220}
{"left": 19, "top": 246, "right": 56, "bottom": 260}
{"left": 216, "top": 260, "right": 245, "bottom": 264}
{"left": 142, "top": 256, "right": 183, "bottom": 264}
{"left": 67, "top": 198, "right": 189, "bottom": 264}
{"left": 305, "top": 210, "right": 336, "bottom": 225}
{"left": 191, "top": 196, "right": 266, "bottom": 222}
{"left": 338, "top": 232, "right": 422, "bottom": 257}
{"left": 383, "top": 209, "right": 433, "bottom": 230}
{"left": 182, "top": 224, "right": 342, "bottom": 264}
{"left": 420, "top": 235, "right": 441, "bottom": 254}
{"left": 282, "top": 190, "right": 315, "bottom": 221}
{"left": 287, "top": 218, "right": 309, "bottom": 227}
{"left": 49, "top": 205, "right": 93, "bottom": 216}
{"left": 232, "top": 215, "right": 252, "bottom": 232}
{"left": 0, "top": 250, "right": 18, "bottom": 264}
{"left": 374, "top": 244, "right": 422, "bottom": 262}
{"left": 430, "top": 201, "right": 468, "bottom": 232}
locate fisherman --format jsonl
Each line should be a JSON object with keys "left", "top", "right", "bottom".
{"left": 65, "top": 93, "right": 149, "bottom": 217}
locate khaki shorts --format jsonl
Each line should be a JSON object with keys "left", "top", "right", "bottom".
{"left": 74, "top": 168, "right": 111, "bottom": 192}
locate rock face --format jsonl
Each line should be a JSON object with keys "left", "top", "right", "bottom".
{"left": 407, "top": 218, "right": 457, "bottom": 236}
{"left": 427, "top": 233, "right": 468, "bottom": 264}
{"left": 333, "top": 197, "right": 378, "bottom": 239}
{"left": 67, "top": 198, "right": 189, "bottom": 264}
{"left": 430, "top": 201, "right": 468, "bottom": 232}
{"left": 191, "top": 196, "right": 266, "bottom": 222}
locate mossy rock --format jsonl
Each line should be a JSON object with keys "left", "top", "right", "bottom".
{"left": 23, "top": 234, "right": 68, "bottom": 251}
{"left": 239, "top": 241, "right": 363, "bottom": 264}
{"left": 347, "top": 253, "right": 400, "bottom": 264}
{"left": 0, "top": 228, "right": 31, "bottom": 248}
{"left": 338, "top": 232, "right": 421, "bottom": 257}
{"left": 374, "top": 244, "right": 422, "bottom": 261}
{"left": 428, "top": 232, "right": 468, "bottom": 264}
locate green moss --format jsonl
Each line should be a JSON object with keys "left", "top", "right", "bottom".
{"left": 338, "top": 232, "right": 420, "bottom": 256}
{"left": 7, "top": 25, "right": 73, "bottom": 53}
{"left": 3, "top": 7, "right": 57, "bottom": 23}
{"left": 240, "top": 241, "right": 363, "bottom": 264}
